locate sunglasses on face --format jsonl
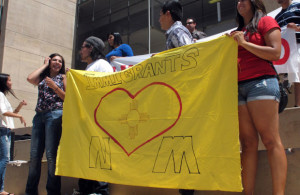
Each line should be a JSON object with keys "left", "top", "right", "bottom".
{"left": 81, "top": 44, "right": 91, "bottom": 49}
{"left": 186, "top": 22, "right": 194, "bottom": 25}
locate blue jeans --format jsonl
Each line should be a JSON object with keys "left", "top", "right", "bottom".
{"left": 25, "top": 110, "right": 62, "bottom": 195}
{"left": 238, "top": 77, "right": 280, "bottom": 105}
{"left": 0, "top": 127, "right": 11, "bottom": 192}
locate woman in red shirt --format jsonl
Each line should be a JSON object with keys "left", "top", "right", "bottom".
{"left": 230, "top": 0, "right": 287, "bottom": 194}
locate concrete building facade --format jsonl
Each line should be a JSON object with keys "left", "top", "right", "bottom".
{"left": 0, "top": 0, "right": 76, "bottom": 128}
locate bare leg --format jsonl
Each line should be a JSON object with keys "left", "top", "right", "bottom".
{"left": 238, "top": 104, "right": 259, "bottom": 195}
{"left": 247, "top": 100, "right": 287, "bottom": 195}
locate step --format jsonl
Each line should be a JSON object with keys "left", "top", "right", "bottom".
{"left": 5, "top": 161, "right": 78, "bottom": 195}
{"left": 258, "top": 107, "right": 300, "bottom": 150}
{"left": 5, "top": 149, "right": 298, "bottom": 194}
{"left": 7, "top": 106, "right": 300, "bottom": 194}
{"left": 254, "top": 148, "right": 300, "bottom": 195}
{"left": 109, "top": 148, "right": 300, "bottom": 194}
{"left": 12, "top": 139, "right": 46, "bottom": 161}
{"left": 13, "top": 126, "right": 32, "bottom": 135}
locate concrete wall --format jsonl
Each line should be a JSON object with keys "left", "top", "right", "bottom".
{"left": 0, "top": 0, "right": 76, "bottom": 128}
{"left": 6, "top": 162, "right": 78, "bottom": 195}
{"left": 264, "top": 0, "right": 281, "bottom": 13}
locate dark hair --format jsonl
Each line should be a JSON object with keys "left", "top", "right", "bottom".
{"left": 40, "top": 53, "right": 65, "bottom": 82}
{"left": 161, "top": 0, "right": 183, "bottom": 22}
{"left": 108, "top": 32, "right": 123, "bottom": 50}
{"left": 186, "top": 17, "right": 196, "bottom": 23}
{"left": 88, "top": 43, "right": 106, "bottom": 61}
{"left": 236, "top": 0, "right": 266, "bottom": 33}
{"left": 84, "top": 36, "right": 106, "bottom": 61}
{"left": 0, "top": 73, "right": 17, "bottom": 98}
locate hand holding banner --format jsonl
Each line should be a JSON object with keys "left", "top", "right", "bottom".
{"left": 56, "top": 36, "right": 242, "bottom": 192}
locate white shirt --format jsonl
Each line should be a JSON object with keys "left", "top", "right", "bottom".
{"left": 0, "top": 92, "right": 14, "bottom": 129}
{"left": 85, "top": 59, "right": 113, "bottom": 72}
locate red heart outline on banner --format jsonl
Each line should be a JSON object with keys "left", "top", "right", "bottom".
{"left": 94, "top": 82, "right": 182, "bottom": 156}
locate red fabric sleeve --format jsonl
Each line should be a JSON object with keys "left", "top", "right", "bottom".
{"left": 258, "top": 16, "right": 281, "bottom": 36}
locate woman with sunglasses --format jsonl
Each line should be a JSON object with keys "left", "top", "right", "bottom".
{"left": 230, "top": 0, "right": 287, "bottom": 194}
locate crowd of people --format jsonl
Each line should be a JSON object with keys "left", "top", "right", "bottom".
{"left": 0, "top": 0, "right": 299, "bottom": 194}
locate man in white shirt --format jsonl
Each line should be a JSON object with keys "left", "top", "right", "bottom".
{"left": 76, "top": 36, "right": 112, "bottom": 194}
{"left": 80, "top": 36, "right": 113, "bottom": 73}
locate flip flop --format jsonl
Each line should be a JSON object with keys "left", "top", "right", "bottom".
{"left": 0, "top": 192, "right": 14, "bottom": 195}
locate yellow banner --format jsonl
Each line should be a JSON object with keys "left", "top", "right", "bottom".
{"left": 56, "top": 36, "right": 242, "bottom": 192}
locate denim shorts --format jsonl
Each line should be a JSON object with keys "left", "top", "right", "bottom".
{"left": 238, "top": 77, "right": 280, "bottom": 105}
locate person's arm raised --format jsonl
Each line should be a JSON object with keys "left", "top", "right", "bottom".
{"left": 13, "top": 100, "right": 27, "bottom": 113}
{"left": 27, "top": 57, "right": 50, "bottom": 86}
